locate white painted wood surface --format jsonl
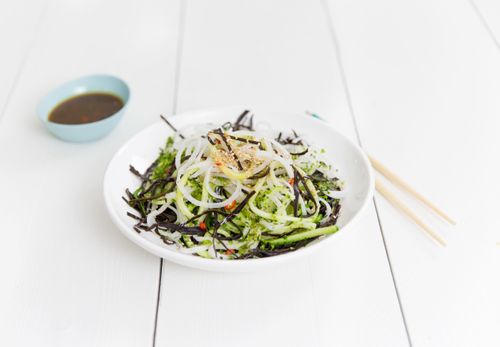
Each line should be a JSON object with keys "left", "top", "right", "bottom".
{"left": 155, "top": 1, "right": 407, "bottom": 346}
{"left": 0, "top": 0, "right": 46, "bottom": 119}
{"left": 326, "top": 0, "right": 500, "bottom": 346}
{"left": 473, "top": 0, "right": 500, "bottom": 49}
{"left": 1, "top": 0, "right": 499, "bottom": 346}
{"left": 0, "top": 0, "right": 180, "bottom": 345}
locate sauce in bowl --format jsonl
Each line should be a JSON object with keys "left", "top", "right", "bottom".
{"left": 48, "top": 92, "right": 124, "bottom": 125}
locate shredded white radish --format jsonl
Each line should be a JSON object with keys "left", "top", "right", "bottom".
{"left": 318, "top": 197, "right": 332, "bottom": 222}
{"left": 177, "top": 165, "right": 243, "bottom": 209}
{"left": 255, "top": 150, "right": 293, "bottom": 178}
{"left": 147, "top": 202, "right": 170, "bottom": 226}
{"left": 127, "top": 115, "right": 344, "bottom": 260}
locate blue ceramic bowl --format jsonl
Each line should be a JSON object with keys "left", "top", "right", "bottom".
{"left": 37, "top": 74, "right": 130, "bottom": 142}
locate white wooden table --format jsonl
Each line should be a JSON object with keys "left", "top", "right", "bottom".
{"left": 1, "top": 1, "right": 499, "bottom": 346}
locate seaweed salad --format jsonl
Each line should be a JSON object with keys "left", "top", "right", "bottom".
{"left": 123, "top": 110, "right": 344, "bottom": 259}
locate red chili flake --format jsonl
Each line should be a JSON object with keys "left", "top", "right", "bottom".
{"left": 215, "top": 161, "right": 222, "bottom": 167}
{"left": 215, "top": 139, "right": 221, "bottom": 145}
{"left": 288, "top": 178, "right": 295, "bottom": 185}
{"left": 225, "top": 249, "right": 235, "bottom": 255}
{"left": 224, "top": 200, "right": 237, "bottom": 211}
{"left": 199, "top": 221, "right": 206, "bottom": 231}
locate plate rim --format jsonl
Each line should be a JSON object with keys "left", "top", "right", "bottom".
{"left": 103, "top": 107, "right": 374, "bottom": 271}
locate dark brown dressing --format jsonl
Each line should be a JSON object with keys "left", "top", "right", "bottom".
{"left": 48, "top": 92, "right": 124, "bottom": 125}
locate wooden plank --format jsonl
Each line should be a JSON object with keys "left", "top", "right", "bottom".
{"left": 0, "top": 0, "right": 180, "bottom": 345}
{"left": 0, "top": 0, "right": 46, "bottom": 119}
{"left": 326, "top": 0, "right": 500, "bottom": 345}
{"left": 155, "top": 1, "right": 409, "bottom": 346}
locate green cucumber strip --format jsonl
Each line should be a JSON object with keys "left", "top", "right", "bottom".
{"left": 263, "top": 225, "right": 339, "bottom": 247}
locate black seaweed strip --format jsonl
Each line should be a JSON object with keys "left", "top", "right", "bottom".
{"left": 142, "top": 157, "right": 160, "bottom": 181}
{"left": 234, "top": 110, "right": 250, "bottom": 128}
{"left": 214, "top": 128, "right": 244, "bottom": 170}
{"left": 212, "top": 233, "right": 219, "bottom": 259}
{"left": 248, "top": 167, "right": 270, "bottom": 179}
{"left": 140, "top": 167, "right": 175, "bottom": 195}
{"left": 127, "top": 212, "right": 142, "bottom": 221}
{"left": 207, "top": 133, "right": 217, "bottom": 145}
{"left": 160, "top": 114, "right": 184, "bottom": 139}
{"left": 207, "top": 191, "right": 255, "bottom": 257}
{"left": 215, "top": 191, "right": 255, "bottom": 229}
{"left": 226, "top": 134, "right": 261, "bottom": 145}
{"left": 153, "top": 227, "right": 175, "bottom": 245}
{"left": 157, "top": 222, "right": 205, "bottom": 235}
{"left": 292, "top": 170, "right": 300, "bottom": 217}
{"left": 250, "top": 237, "right": 317, "bottom": 257}
{"left": 156, "top": 208, "right": 177, "bottom": 223}
{"left": 184, "top": 209, "right": 228, "bottom": 225}
{"left": 129, "top": 165, "right": 143, "bottom": 178}
{"left": 139, "top": 177, "right": 172, "bottom": 197}
{"left": 125, "top": 189, "right": 134, "bottom": 199}
{"left": 215, "top": 186, "right": 229, "bottom": 199}
{"left": 233, "top": 110, "right": 254, "bottom": 131}
{"left": 306, "top": 170, "right": 327, "bottom": 182}
{"left": 128, "top": 187, "right": 173, "bottom": 203}
{"left": 220, "top": 121, "right": 233, "bottom": 130}
{"left": 289, "top": 148, "right": 309, "bottom": 156}
{"left": 137, "top": 158, "right": 161, "bottom": 192}
{"left": 331, "top": 202, "right": 341, "bottom": 224}
{"left": 124, "top": 189, "right": 148, "bottom": 217}
{"left": 228, "top": 220, "right": 243, "bottom": 233}
{"left": 294, "top": 168, "right": 318, "bottom": 217}
{"left": 320, "top": 200, "right": 341, "bottom": 227}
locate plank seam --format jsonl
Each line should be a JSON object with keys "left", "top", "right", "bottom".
{"left": 372, "top": 198, "right": 413, "bottom": 347}
{"left": 468, "top": 0, "right": 500, "bottom": 52}
{"left": 152, "top": 259, "right": 164, "bottom": 347}
{"left": 152, "top": 1, "right": 188, "bottom": 345}
{"left": 0, "top": 0, "right": 49, "bottom": 124}
{"left": 171, "top": 0, "right": 188, "bottom": 116}
{"left": 320, "top": 0, "right": 413, "bottom": 346}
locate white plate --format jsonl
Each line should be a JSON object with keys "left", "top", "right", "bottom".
{"left": 103, "top": 108, "right": 374, "bottom": 272}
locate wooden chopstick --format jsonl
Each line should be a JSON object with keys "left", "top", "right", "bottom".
{"left": 304, "top": 111, "right": 452, "bottom": 245}
{"left": 369, "top": 155, "right": 456, "bottom": 225}
{"left": 375, "top": 178, "right": 446, "bottom": 246}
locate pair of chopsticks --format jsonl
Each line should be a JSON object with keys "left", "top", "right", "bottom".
{"left": 369, "top": 156, "right": 455, "bottom": 246}
{"left": 306, "top": 111, "right": 455, "bottom": 246}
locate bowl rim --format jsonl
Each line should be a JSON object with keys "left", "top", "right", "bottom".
{"left": 37, "top": 73, "right": 131, "bottom": 127}
{"left": 103, "top": 107, "right": 374, "bottom": 271}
